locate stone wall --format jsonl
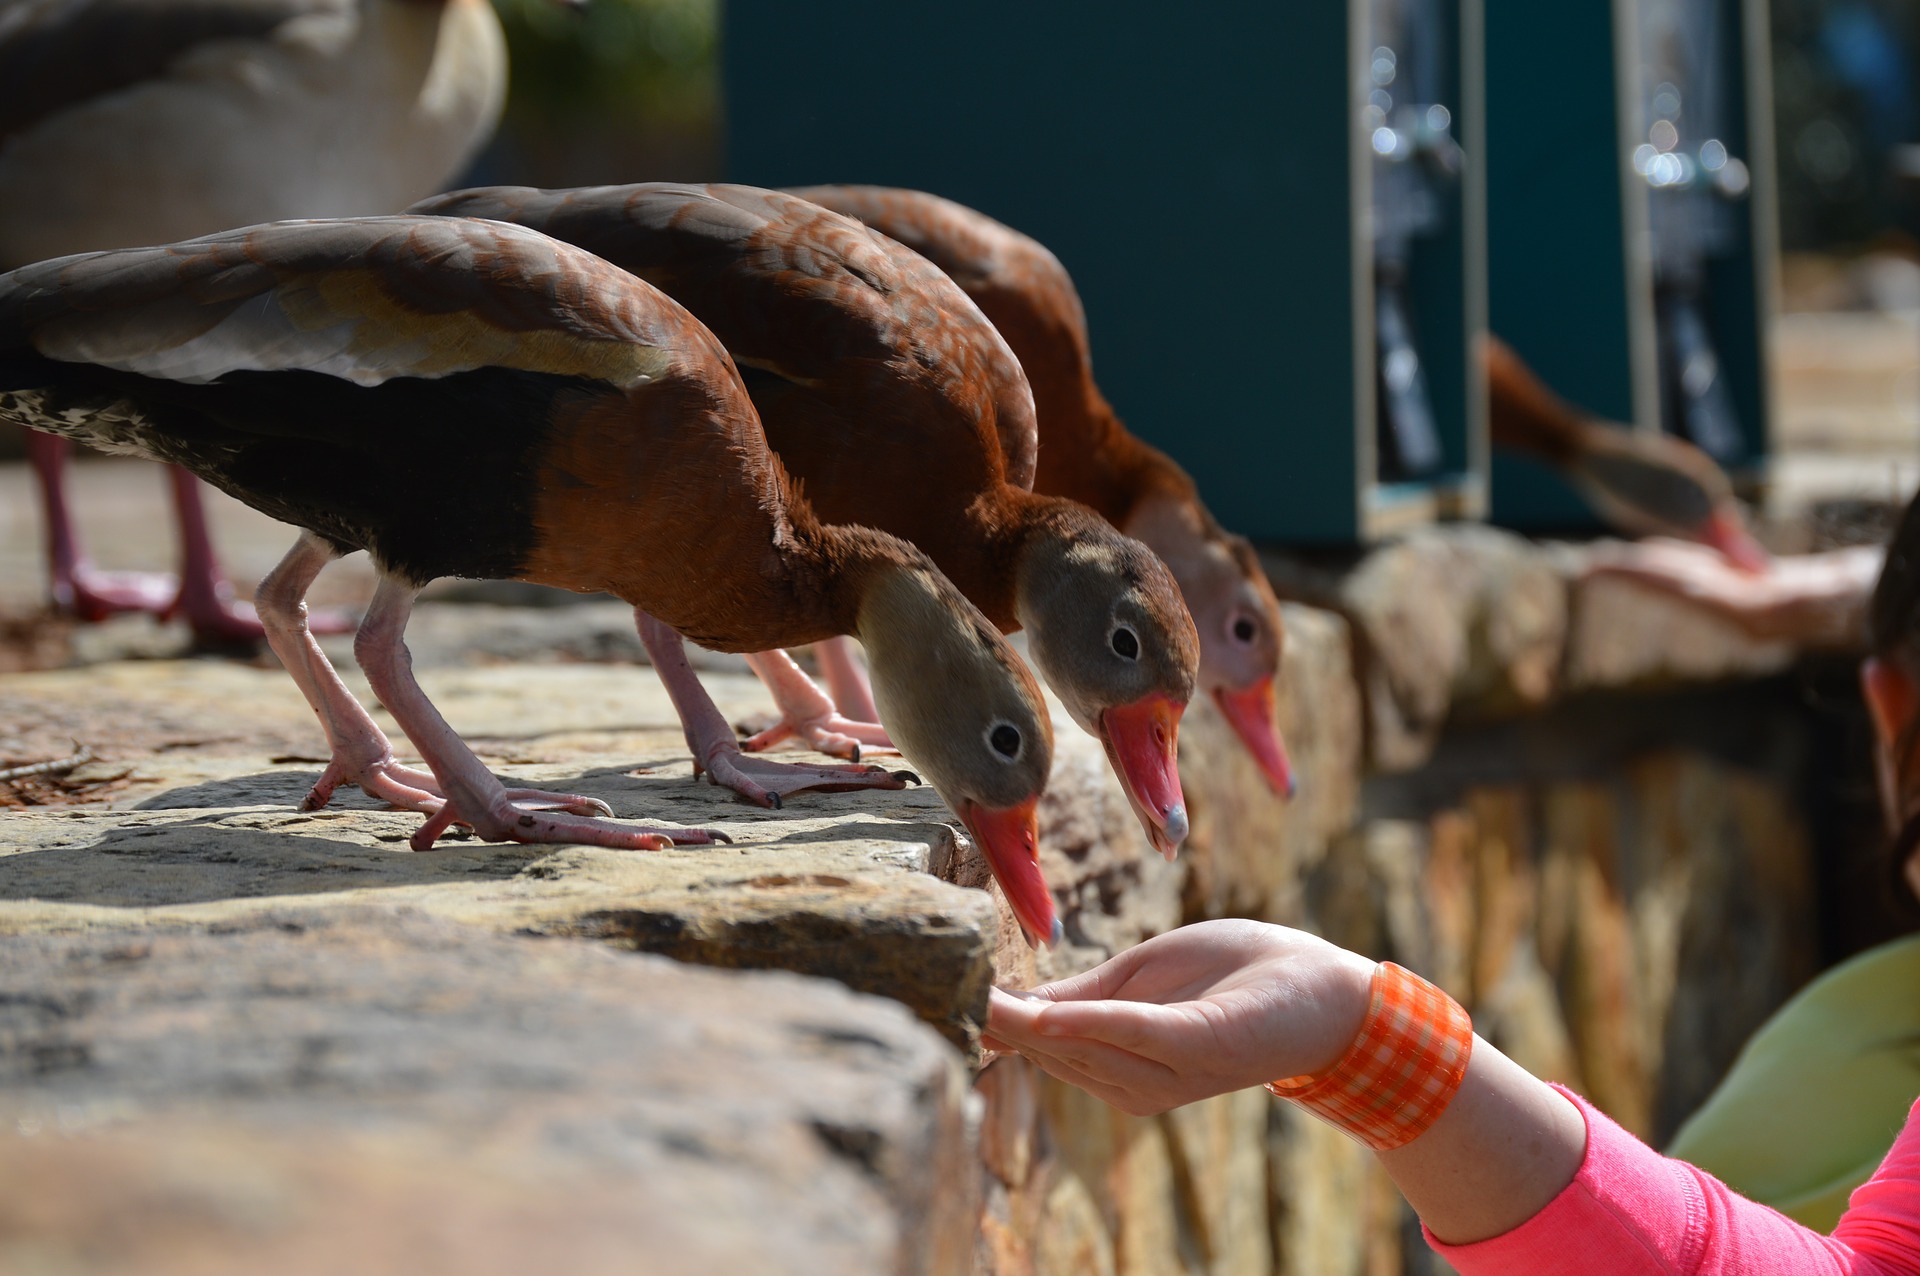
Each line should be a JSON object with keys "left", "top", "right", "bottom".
{"left": 0, "top": 525, "right": 1865, "bottom": 1273}
{"left": 976, "top": 527, "right": 1841, "bottom": 1275}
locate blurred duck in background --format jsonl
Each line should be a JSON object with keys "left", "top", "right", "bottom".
{"left": 0, "top": 0, "right": 510, "bottom": 643}
{"left": 1485, "top": 335, "right": 1770, "bottom": 571}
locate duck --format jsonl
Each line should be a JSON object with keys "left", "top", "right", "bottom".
{"left": 786, "top": 185, "right": 1298, "bottom": 799}
{"left": 1483, "top": 335, "right": 1769, "bottom": 569}
{"left": 0, "top": 215, "right": 1063, "bottom": 947}
{"left": 411, "top": 182, "right": 1201, "bottom": 858}
{"left": 0, "top": 0, "right": 510, "bottom": 643}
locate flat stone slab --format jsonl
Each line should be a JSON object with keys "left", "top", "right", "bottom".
{"left": 0, "top": 908, "right": 976, "bottom": 1276}
{"left": 0, "top": 648, "right": 1230, "bottom": 1039}
{"left": 0, "top": 659, "right": 1017, "bottom": 1037}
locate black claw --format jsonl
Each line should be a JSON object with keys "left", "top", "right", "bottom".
{"left": 891, "top": 769, "right": 921, "bottom": 786}
{"left": 850, "top": 743, "right": 861, "bottom": 764}
{"left": 767, "top": 792, "right": 783, "bottom": 811}
{"left": 706, "top": 830, "right": 734, "bottom": 845}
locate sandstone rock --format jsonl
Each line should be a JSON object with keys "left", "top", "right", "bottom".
{"left": 1027, "top": 1075, "right": 1192, "bottom": 1276}
{"left": 1033, "top": 1167, "right": 1118, "bottom": 1276}
{"left": 1561, "top": 569, "right": 1798, "bottom": 691}
{"left": 977, "top": 1054, "right": 1041, "bottom": 1193}
{"left": 1162, "top": 1087, "right": 1275, "bottom": 1276}
{"left": 0, "top": 506, "right": 1849, "bottom": 1275}
{"left": 1182, "top": 604, "right": 1362, "bottom": 926}
{"left": 1324, "top": 525, "right": 1566, "bottom": 772}
{"left": 554, "top": 867, "right": 1000, "bottom": 1049}
{"left": 0, "top": 909, "right": 975, "bottom": 1276}
{"left": 1309, "top": 742, "right": 1817, "bottom": 1152}
{"left": 1027, "top": 705, "right": 1187, "bottom": 984}
{"left": 1270, "top": 1101, "right": 1395, "bottom": 1276}
{"left": 1474, "top": 939, "right": 1584, "bottom": 1090}
{"left": 0, "top": 661, "right": 1028, "bottom": 1044}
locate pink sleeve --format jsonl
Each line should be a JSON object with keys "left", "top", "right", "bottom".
{"left": 1833, "top": 1095, "right": 1920, "bottom": 1264}
{"left": 1426, "top": 1086, "right": 1920, "bottom": 1276}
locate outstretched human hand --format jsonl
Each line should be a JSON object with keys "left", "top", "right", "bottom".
{"left": 984, "top": 919, "right": 1374, "bottom": 1116}
{"left": 1582, "top": 540, "right": 1880, "bottom": 647}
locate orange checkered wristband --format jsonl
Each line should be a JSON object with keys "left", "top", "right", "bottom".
{"left": 1265, "top": 961, "right": 1474, "bottom": 1151}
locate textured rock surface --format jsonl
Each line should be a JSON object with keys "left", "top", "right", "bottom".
{"left": 0, "top": 506, "right": 1861, "bottom": 1274}
{"left": 0, "top": 909, "right": 976, "bottom": 1276}
{"left": 0, "top": 661, "right": 1020, "bottom": 1043}
{"left": 1560, "top": 572, "right": 1799, "bottom": 690}
{"left": 1180, "top": 604, "right": 1364, "bottom": 927}
{"left": 1266, "top": 525, "right": 1859, "bottom": 775}
{"left": 1336, "top": 525, "right": 1567, "bottom": 771}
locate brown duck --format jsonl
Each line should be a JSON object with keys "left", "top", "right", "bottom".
{"left": 415, "top": 182, "right": 1202, "bottom": 858}
{"left": 0, "top": 215, "right": 1063, "bottom": 945}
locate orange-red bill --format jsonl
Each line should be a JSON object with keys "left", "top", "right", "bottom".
{"left": 1702, "top": 507, "right": 1770, "bottom": 575}
{"left": 1213, "top": 676, "right": 1297, "bottom": 799}
{"left": 959, "top": 795, "right": 1060, "bottom": 948}
{"left": 1100, "top": 693, "right": 1190, "bottom": 860}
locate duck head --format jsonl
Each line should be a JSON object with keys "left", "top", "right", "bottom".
{"left": 1125, "top": 496, "right": 1296, "bottom": 799}
{"left": 1571, "top": 432, "right": 1769, "bottom": 573}
{"left": 857, "top": 560, "right": 1060, "bottom": 947}
{"left": 1015, "top": 515, "right": 1199, "bottom": 859}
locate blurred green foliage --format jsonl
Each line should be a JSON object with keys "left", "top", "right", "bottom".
{"left": 490, "top": 0, "right": 717, "bottom": 129}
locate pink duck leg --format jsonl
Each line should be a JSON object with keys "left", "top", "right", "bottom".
{"left": 815, "top": 637, "right": 891, "bottom": 735}
{"left": 256, "top": 534, "right": 443, "bottom": 814}
{"left": 258, "top": 534, "right": 714, "bottom": 850}
{"left": 31, "top": 434, "right": 354, "bottom": 644}
{"left": 739, "top": 645, "right": 897, "bottom": 759}
{"left": 31, "top": 431, "right": 178, "bottom": 619}
{"left": 166, "top": 464, "right": 356, "bottom": 645}
{"left": 164, "top": 463, "right": 275, "bottom": 645}
{"left": 634, "top": 611, "right": 915, "bottom": 808}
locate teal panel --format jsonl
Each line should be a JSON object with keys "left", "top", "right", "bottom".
{"left": 1485, "top": 0, "right": 1637, "bottom": 528}
{"left": 1406, "top": 0, "right": 1486, "bottom": 483}
{"left": 1702, "top": 0, "right": 1775, "bottom": 478}
{"left": 724, "top": 1, "right": 1369, "bottom": 541}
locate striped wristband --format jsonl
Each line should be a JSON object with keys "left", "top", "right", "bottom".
{"left": 1265, "top": 961, "right": 1474, "bottom": 1151}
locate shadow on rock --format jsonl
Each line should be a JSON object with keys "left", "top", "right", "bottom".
{"left": 0, "top": 813, "right": 550, "bottom": 909}
{"left": 135, "top": 768, "right": 343, "bottom": 812}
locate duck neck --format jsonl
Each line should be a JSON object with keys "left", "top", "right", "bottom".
{"left": 776, "top": 515, "right": 902, "bottom": 647}
{"left": 995, "top": 489, "right": 1112, "bottom": 636}
{"left": 1030, "top": 385, "right": 1194, "bottom": 527}
{"left": 1120, "top": 488, "right": 1219, "bottom": 585}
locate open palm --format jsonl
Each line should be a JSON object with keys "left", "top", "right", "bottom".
{"left": 985, "top": 920, "right": 1374, "bottom": 1115}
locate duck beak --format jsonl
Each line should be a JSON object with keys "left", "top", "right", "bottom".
{"left": 1099, "top": 693, "right": 1189, "bottom": 860}
{"left": 1212, "top": 676, "right": 1297, "bottom": 799}
{"left": 958, "top": 796, "right": 1061, "bottom": 949}
{"left": 1701, "top": 507, "right": 1770, "bottom": 575}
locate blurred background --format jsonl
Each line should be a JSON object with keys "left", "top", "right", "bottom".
{"left": 478, "top": 0, "right": 718, "bottom": 187}
{"left": 479, "top": 0, "right": 1920, "bottom": 545}
{"left": 9, "top": 0, "right": 1920, "bottom": 599}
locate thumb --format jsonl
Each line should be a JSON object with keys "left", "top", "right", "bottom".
{"left": 1032, "top": 997, "right": 1194, "bottom": 1061}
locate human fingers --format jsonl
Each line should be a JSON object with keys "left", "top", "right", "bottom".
{"left": 1026, "top": 996, "right": 1202, "bottom": 1066}
{"left": 1013, "top": 942, "right": 1164, "bottom": 1004}
{"left": 1003, "top": 1040, "right": 1184, "bottom": 1117}
{"left": 1015, "top": 1048, "right": 1159, "bottom": 1114}
{"left": 1016, "top": 1028, "right": 1193, "bottom": 1101}
{"left": 986, "top": 988, "right": 1060, "bottom": 1049}
{"left": 1023, "top": 920, "right": 1289, "bottom": 1006}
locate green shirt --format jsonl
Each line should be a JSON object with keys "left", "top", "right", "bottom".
{"left": 1666, "top": 933, "right": 1920, "bottom": 1233}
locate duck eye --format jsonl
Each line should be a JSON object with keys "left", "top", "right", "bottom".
{"left": 1110, "top": 624, "right": 1140, "bottom": 660}
{"left": 1232, "top": 616, "right": 1258, "bottom": 644}
{"left": 988, "top": 723, "right": 1022, "bottom": 759}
